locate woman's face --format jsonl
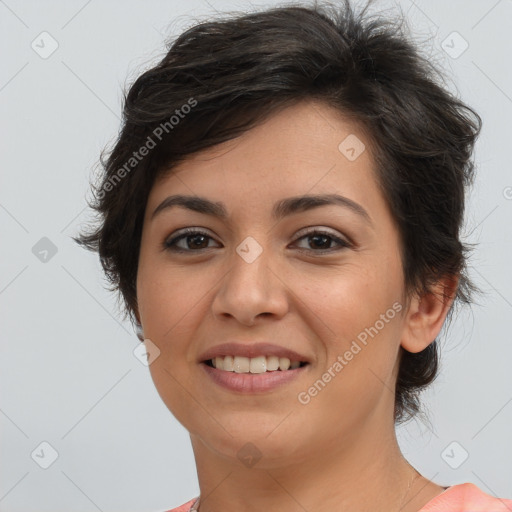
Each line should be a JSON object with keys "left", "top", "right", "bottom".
{"left": 136, "top": 100, "right": 411, "bottom": 466}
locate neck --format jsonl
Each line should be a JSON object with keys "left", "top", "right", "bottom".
{"left": 188, "top": 416, "right": 443, "bottom": 512}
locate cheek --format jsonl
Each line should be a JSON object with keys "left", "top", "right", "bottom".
{"left": 137, "top": 257, "right": 218, "bottom": 366}
{"left": 137, "top": 263, "right": 210, "bottom": 428}
{"left": 304, "top": 258, "right": 404, "bottom": 385}
{"left": 304, "top": 259, "right": 400, "bottom": 336}
{"left": 299, "top": 268, "right": 403, "bottom": 430}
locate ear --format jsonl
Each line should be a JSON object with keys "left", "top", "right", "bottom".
{"left": 133, "top": 307, "right": 145, "bottom": 342}
{"left": 133, "top": 303, "right": 143, "bottom": 332}
{"left": 400, "top": 275, "right": 459, "bottom": 353}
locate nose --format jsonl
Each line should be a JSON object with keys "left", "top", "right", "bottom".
{"left": 210, "top": 241, "right": 289, "bottom": 326}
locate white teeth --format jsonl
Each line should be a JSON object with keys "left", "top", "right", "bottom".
{"left": 249, "top": 355, "right": 266, "bottom": 374}
{"left": 210, "top": 355, "right": 304, "bottom": 373}
{"left": 266, "top": 355, "right": 280, "bottom": 371}
{"left": 233, "top": 356, "right": 250, "bottom": 373}
{"left": 223, "top": 355, "right": 234, "bottom": 371}
{"left": 279, "top": 357, "right": 290, "bottom": 370}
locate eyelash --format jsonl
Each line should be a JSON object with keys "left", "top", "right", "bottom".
{"left": 162, "top": 227, "right": 352, "bottom": 254}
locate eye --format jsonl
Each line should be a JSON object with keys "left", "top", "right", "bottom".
{"left": 163, "top": 228, "right": 219, "bottom": 253}
{"left": 292, "top": 229, "right": 352, "bottom": 253}
{"left": 162, "top": 227, "right": 352, "bottom": 254}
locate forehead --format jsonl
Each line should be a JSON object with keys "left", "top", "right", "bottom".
{"left": 148, "top": 100, "right": 382, "bottom": 219}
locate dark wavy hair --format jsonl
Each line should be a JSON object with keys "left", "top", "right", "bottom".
{"left": 74, "top": 0, "right": 482, "bottom": 423}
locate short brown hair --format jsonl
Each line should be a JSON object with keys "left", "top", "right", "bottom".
{"left": 74, "top": 0, "right": 482, "bottom": 423}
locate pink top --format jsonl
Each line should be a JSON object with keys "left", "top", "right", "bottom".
{"left": 164, "top": 483, "right": 512, "bottom": 512}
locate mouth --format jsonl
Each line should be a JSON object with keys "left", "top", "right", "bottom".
{"left": 199, "top": 346, "right": 311, "bottom": 393}
{"left": 203, "top": 355, "right": 309, "bottom": 373}
{"left": 198, "top": 342, "right": 311, "bottom": 392}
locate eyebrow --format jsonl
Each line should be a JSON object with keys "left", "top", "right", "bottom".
{"left": 151, "top": 193, "right": 373, "bottom": 226}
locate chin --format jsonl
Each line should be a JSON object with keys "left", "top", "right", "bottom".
{"left": 193, "top": 419, "right": 311, "bottom": 468}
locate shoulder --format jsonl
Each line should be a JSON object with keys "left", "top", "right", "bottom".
{"left": 162, "top": 497, "right": 199, "bottom": 512}
{"left": 419, "top": 483, "right": 512, "bottom": 511}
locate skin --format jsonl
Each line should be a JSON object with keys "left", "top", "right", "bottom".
{"left": 135, "top": 99, "right": 457, "bottom": 512}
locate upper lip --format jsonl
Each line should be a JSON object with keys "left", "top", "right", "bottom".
{"left": 198, "top": 342, "right": 311, "bottom": 363}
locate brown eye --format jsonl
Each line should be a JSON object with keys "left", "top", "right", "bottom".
{"left": 162, "top": 228, "right": 351, "bottom": 254}
{"left": 163, "top": 229, "right": 219, "bottom": 252}
{"left": 293, "top": 230, "right": 351, "bottom": 253}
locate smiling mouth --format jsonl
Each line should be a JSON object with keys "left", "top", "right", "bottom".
{"left": 203, "top": 355, "right": 309, "bottom": 374}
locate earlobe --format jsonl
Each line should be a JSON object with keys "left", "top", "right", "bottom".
{"left": 133, "top": 299, "right": 142, "bottom": 326}
{"left": 400, "top": 275, "right": 458, "bottom": 354}
{"left": 133, "top": 305, "right": 144, "bottom": 341}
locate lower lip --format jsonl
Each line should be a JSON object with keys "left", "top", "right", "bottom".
{"left": 200, "top": 362, "right": 308, "bottom": 393}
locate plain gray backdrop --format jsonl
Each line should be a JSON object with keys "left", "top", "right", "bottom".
{"left": 1, "top": 0, "right": 511, "bottom": 511}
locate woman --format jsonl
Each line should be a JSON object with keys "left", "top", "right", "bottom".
{"left": 75, "top": 1, "right": 512, "bottom": 511}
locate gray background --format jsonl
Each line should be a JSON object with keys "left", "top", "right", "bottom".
{"left": 1, "top": 0, "right": 511, "bottom": 511}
